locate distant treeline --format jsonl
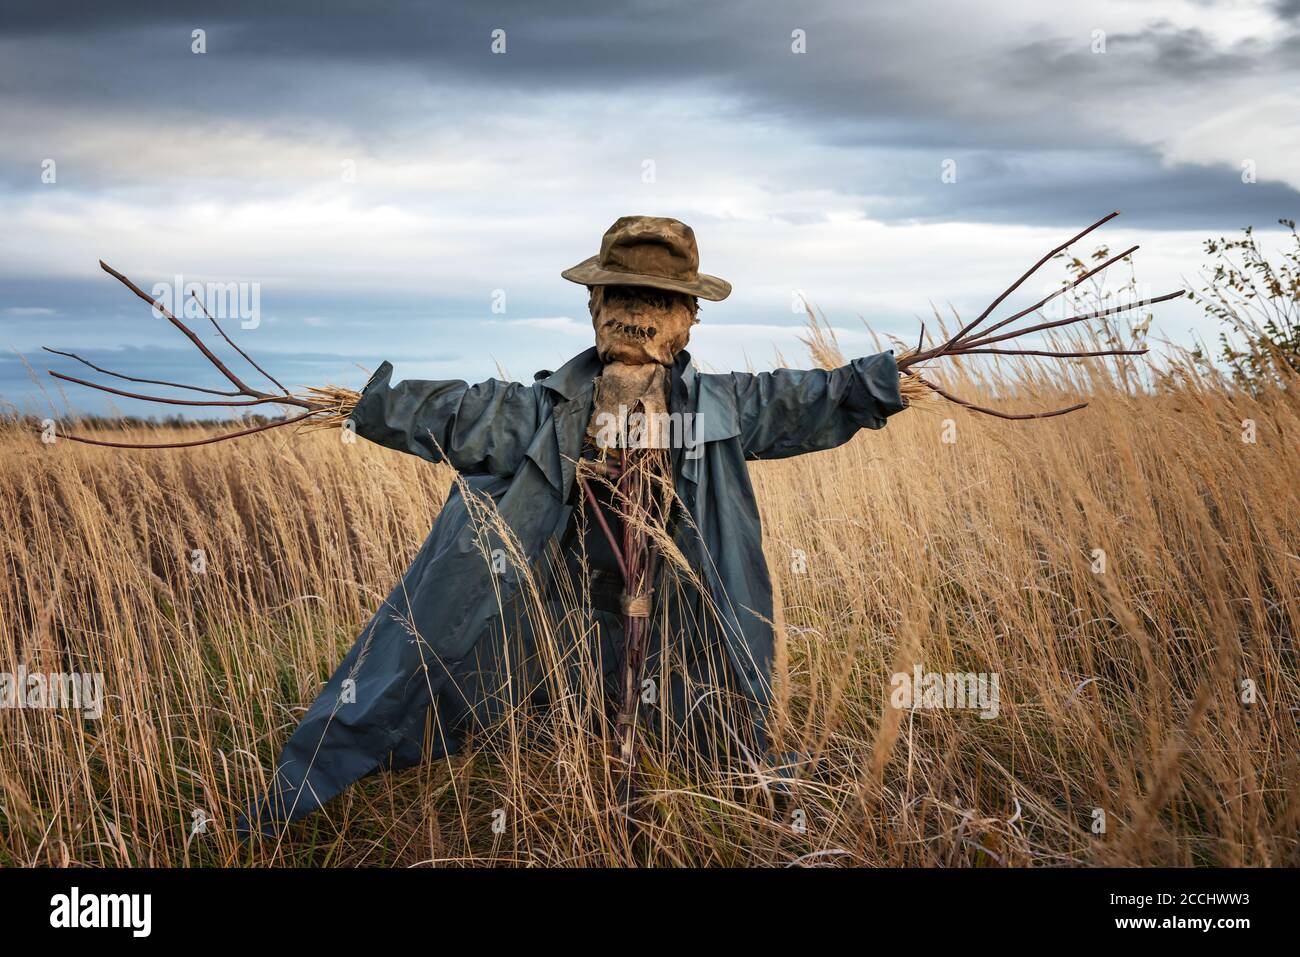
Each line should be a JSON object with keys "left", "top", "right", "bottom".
{"left": 7, "top": 413, "right": 289, "bottom": 430}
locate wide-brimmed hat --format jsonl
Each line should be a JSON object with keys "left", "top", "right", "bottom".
{"left": 561, "top": 215, "right": 731, "bottom": 301}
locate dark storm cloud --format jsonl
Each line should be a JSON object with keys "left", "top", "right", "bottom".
{"left": 0, "top": 0, "right": 1189, "bottom": 148}
{"left": 9, "top": 1, "right": 1292, "bottom": 134}
{"left": 834, "top": 146, "right": 1299, "bottom": 231}
{"left": 1, "top": 0, "right": 914, "bottom": 138}
{"left": 1, "top": 0, "right": 1296, "bottom": 419}
{"left": 1274, "top": 0, "right": 1300, "bottom": 21}
{"left": 1005, "top": 19, "right": 1290, "bottom": 84}
{"left": 4, "top": 0, "right": 1298, "bottom": 228}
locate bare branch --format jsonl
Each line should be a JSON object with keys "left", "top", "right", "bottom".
{"left": 41, "top": 346, "right": 241, "bottom": 397}
{"left": 962, "top": 291, "right": 1185, "bottom": 350}
{"left": 190, "top": 291, "right": 291, "bottom": 396}
{"left": 39, "top": 411, "right": 316, "bottom": 450}
{"left": 48, "top": 371, "right": 311, "bottom": 409}
{"left": 915, "top": 376, "right": 1088, "bottom": 420}
{"left": 972, "top": 244, "right": 1139, "bottom": 343}
{"left": 945, "top": 211, "right": 1120, "bottom": 348}
{"left": 98, "top": 260, "right": 261, "bottom": 396}
{"left": 38, "top": 262, "right": 339, "bottom": 450}
{"left": 958, "top": 348, "right": 1148, "bottom": 358}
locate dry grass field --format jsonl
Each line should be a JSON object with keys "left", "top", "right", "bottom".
{"left": 2, "top": 337, "right": 1297, "bottom": 867}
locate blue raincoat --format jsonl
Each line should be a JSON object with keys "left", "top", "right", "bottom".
{"left": 241, "top": 347, "right": 903, "bottom": 833}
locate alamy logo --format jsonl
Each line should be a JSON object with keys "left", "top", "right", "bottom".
{"left": 592, "top": 406, "right": 703, "bottom": 459}
{"left": 890, "top": 663, "right": 1000, "bottom": 719}
{"left": 150, "top": 275, "right": 261, "bottom": 329}
{"left": 49, "top": 887, "right": 151, "bottom": 937}
{"left": 0, "top": 666, "right": 103, "bottom": 719}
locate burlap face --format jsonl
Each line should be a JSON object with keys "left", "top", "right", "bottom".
{"left": 586, "top": 361, "right": 671, "bottom": 450}
{"left": 590, "top": 285, "right": 698, "bottom": 366}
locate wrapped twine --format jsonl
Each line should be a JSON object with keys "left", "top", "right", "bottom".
{"left": 620, "top": 590, "right": 653, "bottom": 618}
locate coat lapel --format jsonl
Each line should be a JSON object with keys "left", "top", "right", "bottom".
{"left": 679, "top": 357, "right": 740, "bottom": 487}
{"left": 551, "top": 388, "right": 593, "bottom": 494}
{"left": 532, "top": 347, "right": 602, "bottom": 496}
{"left": 522, "top": 418, "right": 565, "bottom": 494}
{"left": 531, "top": 347, "right": 740, "bottom": 492}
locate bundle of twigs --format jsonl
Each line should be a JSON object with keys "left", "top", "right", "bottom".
{"left": 575, "top": 446, "right": 674, "bottom": 829}
{"left": 894, "top": 211, "right": 1183, "bottom": 418}
{"left": 40, "top": 261, "right": 352, "bottom": 448}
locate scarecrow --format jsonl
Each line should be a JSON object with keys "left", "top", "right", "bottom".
{"left": 45, "top": 214, "right": 1180, "bottom": 835}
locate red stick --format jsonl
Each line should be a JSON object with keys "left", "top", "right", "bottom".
{"left": 41, "top": 412, "right": 316, "bottom": 449}
{"left": 98, "top": 260, "right": 260, "bottom": 396}
{"left": 945, "top": 211, "right": 1120, "bottom": 348}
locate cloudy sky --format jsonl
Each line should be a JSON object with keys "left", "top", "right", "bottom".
{"left": 2, "top": 0, "right": 1298, "bottom": 416}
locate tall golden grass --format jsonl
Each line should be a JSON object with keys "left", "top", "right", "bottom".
{"left": 2, "top": 331, "right": 1297, "bottom": 866}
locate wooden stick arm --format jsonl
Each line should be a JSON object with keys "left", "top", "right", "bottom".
{"left": 41, "top": 262, "right": 353, "bottom": 449}
{"left": 892, "top": 212, "right": 1185, "bottom": 421}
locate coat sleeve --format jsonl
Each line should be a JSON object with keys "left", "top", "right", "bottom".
{"left": 727, "top": 351, "right": 906, "bottom": 460}
{"left": 348, "top": 361, "right": 541, "bottom": 475}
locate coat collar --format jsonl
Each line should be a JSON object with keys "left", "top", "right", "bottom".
{"left": 531, "top": 347, "right": 734, "bottom": 499}
{"left": 536, "top": 347, "right": 602, "bottom": 400}
{"left": 538, "top": 347, "right": 697, "bottom": 401}
{"left": 534, "top": 348, "right": 703, "bottom": 496}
